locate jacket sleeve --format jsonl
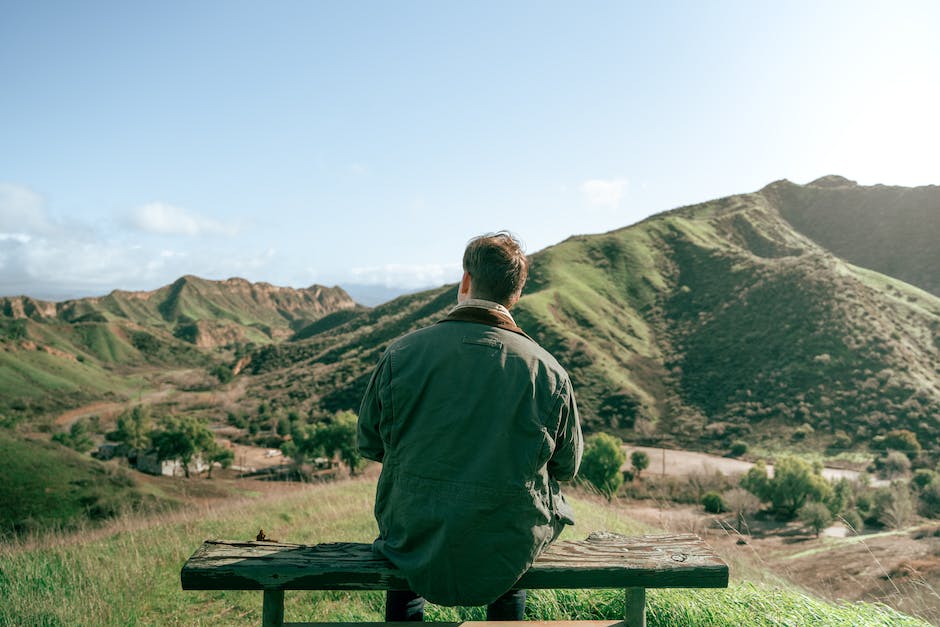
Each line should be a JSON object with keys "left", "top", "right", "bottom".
{"left": 357, "top": 351, "right": 391, "bottom": 462}
{"left": 548, "top": 378, "right": 583, "bottom": 481}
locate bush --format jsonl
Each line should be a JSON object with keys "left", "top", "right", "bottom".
{"left": 912, "top": 469, "right": 938, "bottom": 490}
{"left": 871, "top": 483, "right": 915, "bottom": 529}
{"left": 702, "top": 491, "right": 725, "bottom": 514}
{"left": 630, "top": 450, "right": 650, "bottom": 479}
{"left": 919, "top": 481, "right": 940, "bottom": 519}
{"left": 878, "top": 450, "right": 912, "bottom": 479}
{"left": 729, "top": 441, "right": 748, "bottom": 457}
{"left": 579, "top": 434, "right": 626, "bottom": 500}
{"left": 799, "top": 501, "right": 834, "bottom": 537}
{"left": 792, "top": 423, "right": 814, "bottom": 441}
{"left": 741, "top": 456, "right": 832, "bottom": 518}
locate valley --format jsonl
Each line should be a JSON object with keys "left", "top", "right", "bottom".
{"left": 1, "top": 175, "right": 939, "bottom": 623}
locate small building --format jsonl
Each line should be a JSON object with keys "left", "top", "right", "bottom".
{"left": 136, "top": 450, "right": 207, "bottom": 477}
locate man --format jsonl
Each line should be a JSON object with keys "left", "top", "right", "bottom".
{"left": 357, "top": 231, "right": 582, "bottom": 621}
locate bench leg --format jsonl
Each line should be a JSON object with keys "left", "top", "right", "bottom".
{"left": 624, "top": 587, "right": 646, "bottom": 627}
{"left": 262, "top": 589, "right": 284, "bottom": 627}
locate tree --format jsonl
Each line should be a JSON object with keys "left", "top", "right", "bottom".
{"left": 579, "top": 433, "right": 626, "bottom": 500}
{"left": 740, "top": 456, "right": 832, "bottom": 518}
{"left": 150, "top": 415, "right": 216, "bottom": 478}
{"left": 52, "top": 418, "right": 95, "bottom": 453}
{"left": 630, "top": 451, "right": 650, "bottom": 480}
{"left": 312, "top": 411, "right": 364, "bottom": 475}
{"left": 205, "top": 442, "right": 235, "bottom": 479}
{"left": 799, "top": 502, "right": 834, "bottom": 537}
{"left": 111, "top": 405, "right": 153, "bottom": 451}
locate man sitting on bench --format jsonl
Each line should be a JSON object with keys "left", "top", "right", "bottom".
{"left": 357, "top": 231, "right": 584, "bottom": 621}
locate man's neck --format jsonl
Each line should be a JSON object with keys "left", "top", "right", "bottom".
{"left": 451, "top": 298, "right": 515, "bottom": 323}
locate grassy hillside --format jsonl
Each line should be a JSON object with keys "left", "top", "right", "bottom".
{"left": 764, "top": 175, "right": 940, "bottom": 297}
{"left": 0, "top": 477, "right": 930, "bottom": 626}
{"left": 0, "top": 276, "right": 357, "bottom": 418}
{"left": 239, "top": 181, "right": 940, "bottom": 453}
{"left": 0, "top": 432, "right": 172, "bottom": 538}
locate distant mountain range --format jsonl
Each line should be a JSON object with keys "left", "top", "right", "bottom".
{"left": 2, "top": 176, "right": 938, "bottom": 453}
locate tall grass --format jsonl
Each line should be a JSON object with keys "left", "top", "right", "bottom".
{"left": 0, "top": 477, "right": 931, "bottom": 626}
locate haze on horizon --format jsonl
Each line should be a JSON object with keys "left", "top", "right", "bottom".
{"left": 1, "top": 1, "right": 938, "bottom": 302}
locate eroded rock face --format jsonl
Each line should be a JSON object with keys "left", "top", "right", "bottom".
{"left": 0, "top": 275, "right": 358, "bottom": 347}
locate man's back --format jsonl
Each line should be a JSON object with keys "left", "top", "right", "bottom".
{"left": 358, "top": 315, "right": 581, "bottom": 606}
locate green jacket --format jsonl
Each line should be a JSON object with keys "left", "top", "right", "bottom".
{"left": 357, "top": 306, "right": 582, "bottom": 606}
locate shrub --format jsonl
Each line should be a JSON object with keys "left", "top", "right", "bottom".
{"left": 871, "top": 483, "right": 915, "bottom": 529}
{"left": 729, "top": 440, "right": 748, "bottom": 457}
{"left": 702, "top": 491, "right": 725, "bottom": 514}
{"left": 630, "top": 450, "right": 650, "bottom": 480}
{"left": 579, "top": 434, "right": 626, "bottom": 500}
{"left": 919, "top": 481, "right": 940, "bottom": 519}
{"left": 799, "top": 501, "right": 834, "bottom": 537}
{"left": 741, "top": 456, "right": 832, "bottom": 518}
{"left": 912, "top": 469, "right": 938, "bottom": 491}
{"left": 792, "top": 423, "right": 814, "bottom": 441}
{"left": 879, "top": 450, "right": 912, "bottom": 479}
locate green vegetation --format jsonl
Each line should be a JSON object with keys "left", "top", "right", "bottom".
{"left": 0, "top": 478, "right": 929, "bottom": 626}
{"left": 741, "top": 457, "right": 831, "bottom": 518}
{"left": 0, "top": 431, "right": 166, "bottom": 538}
{"left": 579, "top": 434, "right": 626, "bottom": 499}
{"left": 630, "top": 450, "right": 650, "bottom": 479}
{"left": 282, "top": 410, "right": 364, "bottom": 476}
{"left": 151, "top": 416, "right": 218, "bottom": 479}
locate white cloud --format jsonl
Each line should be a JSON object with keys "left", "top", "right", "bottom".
{"left": 131, "top": 202, "right": 236, "bottom": 236}
{"left": 581, "top": 178, "right": 628, "bottom": 208}
{"left": 348, "top": 262, "right": 461, "bottom": 288}
{"left": 0, "top": 182, "right": 53, "bottom": 234}
{"left": 0, "top": 233, "right": 31, "bottom": 244}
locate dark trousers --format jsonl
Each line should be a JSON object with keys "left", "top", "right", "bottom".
{"left": 385, "top": 588, "right": 527, "bottom": 621}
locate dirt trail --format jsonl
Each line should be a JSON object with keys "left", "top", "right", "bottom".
{"left": 54, "top": 373, "right": 249, "bottom": 427}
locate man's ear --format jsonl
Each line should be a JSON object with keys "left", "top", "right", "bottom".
{"left": 457, "top": 271, "right": 472, "bottom": 303}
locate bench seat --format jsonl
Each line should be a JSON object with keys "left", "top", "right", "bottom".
{"left": 181, "top": 531, "right": 729, "bottom": 627}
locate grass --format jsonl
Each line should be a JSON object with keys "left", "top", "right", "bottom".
{"left": 0, "top": 432, "right": 171, "bottom": 538}
{"left": 0, "top": 476, "right": 931, "bottom": 626}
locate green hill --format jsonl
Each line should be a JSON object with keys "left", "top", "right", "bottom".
{"left": 243, "top": 179, "right": 940, "bottom": 452}
{"left": 0, "top": 431, "right": 171, "bottom": 538}
{"left": 765, "top": 175, "right": 940, "bottom": 297}
{"left": 0, "top": 277, "right": 357, "bottom": 417}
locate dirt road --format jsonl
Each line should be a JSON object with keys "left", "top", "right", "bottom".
{"left": 623, "top": 445, "right": 884, "bottom": 485}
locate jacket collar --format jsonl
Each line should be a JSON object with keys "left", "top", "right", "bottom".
{"left": 438, "top": 304, "right": 532, "bottom": 341}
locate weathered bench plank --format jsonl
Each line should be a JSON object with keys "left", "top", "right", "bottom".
{"left": 181, "top": 532, "right": 728, "bottom": 627}
{"left": 181, "top": 532, "right": 728, "bottom": 592}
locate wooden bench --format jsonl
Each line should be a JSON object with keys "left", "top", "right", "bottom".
{"left": 181, "top": 531, "right": 729, "bottom": 627}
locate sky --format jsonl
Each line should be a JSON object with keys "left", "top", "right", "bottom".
{"left": 1, "top": 1, "right": 938, "bottom": 302}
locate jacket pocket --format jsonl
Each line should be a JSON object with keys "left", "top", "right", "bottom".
{"left": 549, "top": 478, "right": 575, "bottom": 526}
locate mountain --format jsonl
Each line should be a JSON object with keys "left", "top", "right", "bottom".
{"left": 2, "top": 177, "right": 938, "bottom": 455}
{"left": 764, "top": 175, "right": 940, "bottom": 297}
{"left": 243, "top": 178, "right": 940, "bottom": 451}
{"left": 0, "top": 276, "right": 356, "bottom": 416}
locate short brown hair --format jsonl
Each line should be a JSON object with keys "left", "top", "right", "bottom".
{"left": 462, "top": 232, "right": 528, "bottom": 306}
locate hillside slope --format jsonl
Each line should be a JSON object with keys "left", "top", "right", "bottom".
{"left": 764, "top": 175, "right": 940, "bottom": 297}
{"left": 244, "top": 180, "right": 940, "bottom": 451}
{"left": 0, "top": 276, "right": 357, "bottom": 416}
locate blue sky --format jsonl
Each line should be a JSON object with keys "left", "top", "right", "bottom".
{"left": 1, "top": 1, "right": 938, "bottom": 302}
